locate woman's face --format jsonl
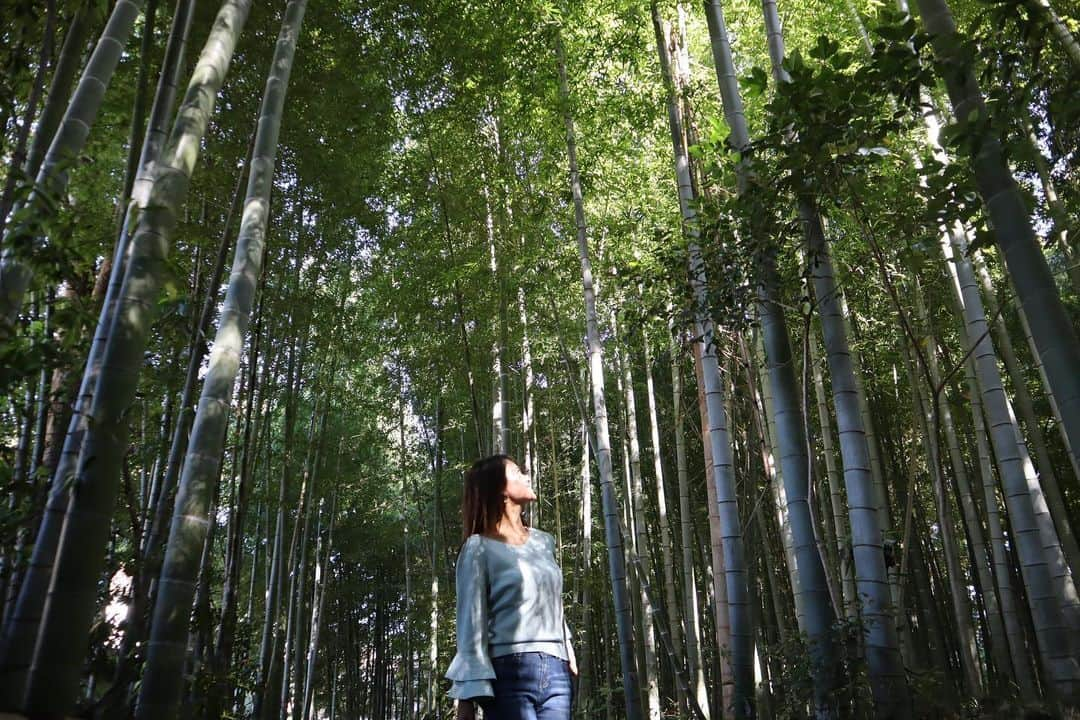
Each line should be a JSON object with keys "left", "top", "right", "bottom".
{"left": 503, "top": 460, "right": 536, "bottom": 504}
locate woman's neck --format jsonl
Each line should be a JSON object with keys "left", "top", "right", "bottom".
{"left": 495, "top": 504, "right": 527, "bottom": 536}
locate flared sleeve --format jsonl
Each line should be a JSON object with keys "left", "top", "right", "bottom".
{"left": 446, "top": 535, "right": 495, "bottom": 699}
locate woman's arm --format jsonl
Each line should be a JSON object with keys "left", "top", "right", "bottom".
{"left": 446, "top": 535, "right": 495, "bottom": 701}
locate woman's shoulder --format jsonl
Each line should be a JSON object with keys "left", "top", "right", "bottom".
{"left": 457, "top": 533, "right": 484, "bottom": 560}
{"left": 530, "top": 528, "right": 556, "bottom": 549}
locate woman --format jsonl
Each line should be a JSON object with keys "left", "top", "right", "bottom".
{"left": 446, "top": 454, "right": 577, "bottom": 720}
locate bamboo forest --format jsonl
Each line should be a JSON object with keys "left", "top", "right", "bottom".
{"left": 2, "top": 0, "right": 1080, "bottom": 717}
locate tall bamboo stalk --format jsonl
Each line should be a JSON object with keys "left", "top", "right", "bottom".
{"left": 915, "top": 0, "right": 1080, "bottom": 526}
{"left": 555, "top": 31, "right": 643, "bottom": 719}
{"left": 753, "top": 1, "right": 908, "bottom": 707}
{"left": 303, "top": 489, "right": 337, "bottom": 720}
{"left": 914, "top": 281, "right": 1008, "bottom": 684}
{"left": 20, "top": 2, "right": 94, "bottom": 182}
{"left": 692, "top": 344, "right": 734, "bottom": 714}
{"left": 942, "top": 232, "right": 1080, "bottom": 703}
{"left": 974, "top": 258, "right": 1080, "bottom": 552}
{"left": 20, "top": 4, "right": 251, "bottom": 715}
{"left": 754, "top": 333, "right": 804, "bottom": 623}
{"left": 0, "top": 0, "right": 148, "bottom": 340}
{"left": 643, "top": 329, "right": 684, "bottom": 711}
{"left": 805, "top": 226, "right": 908, "bottom": 716}
{"left": 900, "top": 330, "right": 984, "bottom": 696}
{"left": 0, "top": 0, "right": 57, "bottom": 239}
{"left": 651, "top": 9, "right": 752, "bottom": 714}
{"left": 1026, "top": 0, "right": 1080, "bottom": 69}
{"left": 614, "top": 316, "right": 660, "bottom": 720}
{"left": 938, "top": 273, "right": 1037, "bottom": 697}
{"left": 808, "top": 329, "right": 857, "bottom": 617}
{"left": 670, "top": 330, "right": 710, "bottom": 716}
{"left": 702, "top": 1, "right": 842, "bottom": 711}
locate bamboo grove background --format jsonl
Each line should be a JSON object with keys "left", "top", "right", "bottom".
{"left": 0, "top": 0, "right": 1078, "bottom": 717}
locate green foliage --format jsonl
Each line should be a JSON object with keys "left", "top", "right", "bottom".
{"left": 2, "top": 0, "right": 1079, "bottom": 714}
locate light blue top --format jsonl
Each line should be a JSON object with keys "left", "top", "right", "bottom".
{"left": 445, "top": 529, "right": 575, "bottom": 699}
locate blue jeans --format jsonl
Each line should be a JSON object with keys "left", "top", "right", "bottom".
{"left": 479, "top": 652, "right": 573, "bottom": 720}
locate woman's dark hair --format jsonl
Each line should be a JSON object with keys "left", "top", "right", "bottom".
{"left": 462, "top": 454, "right": 527, "bottom": 539}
